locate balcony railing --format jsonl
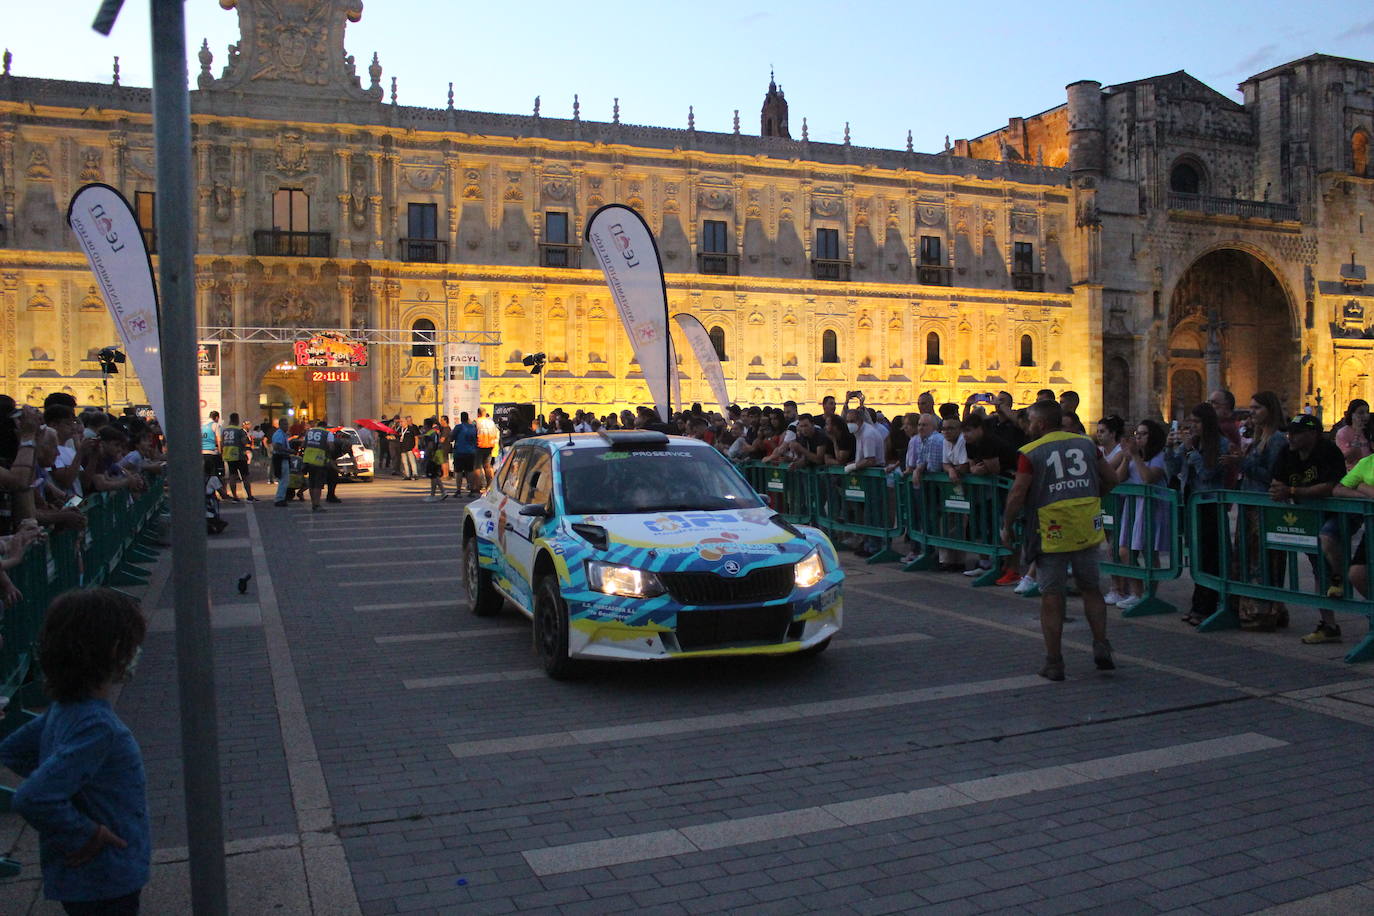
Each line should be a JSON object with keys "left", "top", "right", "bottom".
{"left": 253, "top": 229, "right": 331, "bottom": 258}
{"left": 1167, "top": 192, "right": 1299, "bottom": 222}
{"left": 1012, "top": 271, "right": 1045, "bottom": 292}
{"left": 698, "top": 252, "right": 739, "bottom": 276}
{"left": 540, "top": 242, "right": 582, "bottom": 268}
{"left": 917, "top": 264, "right": 952, "bottom": 286}
{"left": 398, "top": 238, "right": 448, "bottom": 263}
{"left": 812, "top": 258, "right": 851, "bottom": 281}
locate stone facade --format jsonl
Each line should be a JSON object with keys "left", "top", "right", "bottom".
{"left": 958, "top": 57, "right": 1374, "bottom": 422}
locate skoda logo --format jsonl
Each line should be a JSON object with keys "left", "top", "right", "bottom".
{"left": 722, "top": 560, "right": 741, "bottom": 576}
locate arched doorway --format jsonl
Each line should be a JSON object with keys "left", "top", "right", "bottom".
{"left": 1167, "top": 248, "right": 1298, "bottom": 415}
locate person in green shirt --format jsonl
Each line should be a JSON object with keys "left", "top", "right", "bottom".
{"left": 1318, "top": 452, "right": 1374, "bottom": 644}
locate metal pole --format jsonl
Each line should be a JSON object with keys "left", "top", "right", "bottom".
{"left": 149, "top": 1, "right": 228, "bottom": 912}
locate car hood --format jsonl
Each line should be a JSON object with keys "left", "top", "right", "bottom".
{"left": 564, "top": 506, "right": 803, "bottom": 557}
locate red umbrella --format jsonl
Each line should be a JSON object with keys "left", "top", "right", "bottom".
{"left": 354, "top": 418, "right": 397, "bottom": 435}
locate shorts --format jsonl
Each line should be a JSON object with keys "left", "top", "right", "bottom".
{"left": 227, "top": 459, "right": 250, "bottom": 482}
{"left": 474, "top": 446, "right": 493, "bottom": 466}
{"left": 202, "top": 453, "right": 224, "bottom": 477}
{"left": 453, "top": 452, "right": 476, "bottom": 473}
{"left": 1035, "top": 548, "right": 1102, "bottom": 596}
{"left": 305, "top": 464, "right": 327, "bottom": 487}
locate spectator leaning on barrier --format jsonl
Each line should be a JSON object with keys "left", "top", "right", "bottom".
{"left": 1334, "top": 450, "right": 1374, "bottom": 643}
{"left": 1001, "top": 399, "right": 1118, "bottom": 682}
{"left": 990, "top": 391, "right": 1027, "bottom": 449}
{"left": 846, "top": 401, "right": 887, "bottom": 559}
{"left": 1113, "top": 419, "right": 1169, "bottom": 612}
{"left": 823, "top": 414, "right": 855, "bottom": 466}
{"left": 1167, "top": 402, "right": 1233, "bottom": 626}
{"left": 1333, "top": 398, "right": 1371, "bottom": 471}
{"left": 1266, "top": 413, "right": 1346, "bottom": 644}
{"left": 964, "top": 412, "right": 1022, "bottom": 585}
{"left": 1231, "top": 391, "right": 1289, "bottom": 629}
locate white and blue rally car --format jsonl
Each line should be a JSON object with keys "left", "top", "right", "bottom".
{"left": 461, "top": 430, "right": 844, "bottom": 677}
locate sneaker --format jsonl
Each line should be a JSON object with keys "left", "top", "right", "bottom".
{"left": 1117, "top": 595, "right": 1143, "bottom": 611}
{"left": 1039, "top": 657, "right": 1065, "bottom": 681}
{"left": 273, "top": 500, "right": 288, "bottom": 507}
{"left": 1326, "top": 582, "right": 1345, "bottom": 599}
{"left": 1301, "top": 623, "right": 1342, "bottom": 645}
{"left": 1093, "top": 639, "right": 1116, "bottom": 670}
{"left": 962, "top": 568, "right": 982, "bottom": 577}
{"left": 326, "top": 496, "right": 343, "bottom": 504}
{"left": 312, "top": 505, "right": 325, "bottom": 512}
{"left": 246, "top": 496, "right": 258, "bottom": 502}
{"left": 901, "top": 552, "right": 920, "bottom": 564}
{"left": 1021, "top": 583, "right": 1042, "bottom": 598}
{"left": 994, "top": 569, "right": 1020, "bottom": 587}
{"left": 440, "top": 492, "right": 451, "bottom": 501}
{"left": 1103, "top": 590, "right": 1124, "bottom": 605}
{"left": 1013, "top": 575, "right": 1037, "bottom": 595}
{"left": 423, "top": 495, "right": 439, "bottom": 503}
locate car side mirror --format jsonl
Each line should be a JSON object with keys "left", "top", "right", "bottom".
{"left": 519, "top": 504, "right": 549, "bottom": 518}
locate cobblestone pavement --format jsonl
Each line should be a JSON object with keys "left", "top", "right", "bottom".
{"left": 5, "top": 473, "right": 1374, "bottom": 913}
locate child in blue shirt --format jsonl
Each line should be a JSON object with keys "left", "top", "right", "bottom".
{"left": 1, "top": 588, "right": 150, "bottom": 915}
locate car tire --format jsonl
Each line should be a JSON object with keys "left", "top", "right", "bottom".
{"left": 534, "top": 573, "right": 577, "bottom": 679}
{"left": 464, "top": 536, "right": 503, "bottom": 617}
{"left": 797, "top": 635, "right": 832, "bottom": 658}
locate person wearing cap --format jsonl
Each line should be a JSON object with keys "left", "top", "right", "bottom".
{"left": 1269, "top": 413, "right": 1346, "bottom": 640}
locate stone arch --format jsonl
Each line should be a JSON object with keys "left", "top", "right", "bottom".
{"left": 1168, "top": 155, "right": 1208, "bottom": 195}
{"left": 1338, "top": 355, "right": 1369, "bottom": 405}
{"left": 1166, "top": 245, "right": 1299, "bottom": 413}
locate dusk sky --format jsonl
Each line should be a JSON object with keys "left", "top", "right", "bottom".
{"left": 6, "top": 0, "right": 1373, "bottom": 153}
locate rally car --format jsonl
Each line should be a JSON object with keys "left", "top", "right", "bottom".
{"left": 461, "top": 430, "right": 844, "bottom": 678}
{"left": 329, "top": 426, "right": 374, "bottom": 481}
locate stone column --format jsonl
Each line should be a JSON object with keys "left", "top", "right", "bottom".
{"left": 230, "top": 276, "right": 250, "bottom": 418}
{"left": 230, "top": 141, "right": 249, "bottom": 252}
{"left": 337, "top": 276, "right": 356, "bottom": 421}
{"left": 1, "top": 273, "right": 18, "bottom": 395}
{"left": 194, "top": 139, "right": 212, "bottom": 249}
{"left": 368, "top": 151, "right": 386, "bottom": 257}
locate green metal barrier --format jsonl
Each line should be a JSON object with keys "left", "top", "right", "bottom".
{"left": 757, "top": 462, "right": 817, "bottom": 526}
{"left": 1189, "top": 490, "right": 1374, "bottom": 663}
{"left": 901, "top": 472, "right": 1014, "bottom": 585}
{"left": 1099, "top": 483, "right": 1185, "bottom": 616}
{"left": 811, "top": 467, "right": 904, "bottom": 563}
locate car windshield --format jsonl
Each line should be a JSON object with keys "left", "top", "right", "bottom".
{"left": 558, "top": 445, "right": 764, "bottom": 515}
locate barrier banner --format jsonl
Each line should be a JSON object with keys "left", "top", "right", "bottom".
{"left": 67, "top": 183, "right": 165, "bottom": 421}
{"left": 673, "top": 313, "right": 730, "bottom": 415}
{"left": 197, "top": 342, "right": 221, "bottom": 424}
{"left": 443, "top": 343, "right": 482, "bottom": 421}
{"left": 585, "top": 204, "right": 672, "bottom": 420}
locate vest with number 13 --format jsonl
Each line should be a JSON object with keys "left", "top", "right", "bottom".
{"left": 1019, "top": 431, "right": 1104, "bottom": 557}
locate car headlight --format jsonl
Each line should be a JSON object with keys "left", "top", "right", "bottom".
{"left": 794, "top": 549, "right": 826, "bottom": 589}
{"left": 586, "top": 560, "right": 665, "bottom": 598}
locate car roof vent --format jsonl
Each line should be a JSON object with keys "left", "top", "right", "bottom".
{"left": 598, "top": 429, "right": 669, "bottom": 449}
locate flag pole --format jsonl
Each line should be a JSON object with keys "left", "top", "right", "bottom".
{"left": 148, "top": 0, "right": 229, "bottom": 911}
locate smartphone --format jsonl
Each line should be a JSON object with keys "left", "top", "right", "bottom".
{"left": 1170, "top": 420, "right": 1179, "bottom": 432}
{"left": 64, "top": 495, "right": 83, "bottom": 509}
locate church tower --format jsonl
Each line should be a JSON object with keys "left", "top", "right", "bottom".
{"left": 760, "top": 72, "right": 790, "bottom": 139}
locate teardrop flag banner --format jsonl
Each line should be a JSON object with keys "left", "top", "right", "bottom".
{"left": 673, "top": 313, "right": 730, "bottom": 416}
{"left": 585, "top": 204, "right": 672, "bottom": 421}
{"left": 67, "top": 183, "right": 165, "bottom": 423}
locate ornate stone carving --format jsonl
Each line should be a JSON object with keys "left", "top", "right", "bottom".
{"left": 505, "top": 295, "right": 524, "bottom": 317}
{"left": 80, "top": 286, "right": 104, "bottom": 312}
{"left": 26, "top": 284, "right": 53, "bottom": 311}
{"left": 268, "top": 286, "right": 315, "bottom": 327}
{"left": 274, "top": 131, "right": 308, "bottom": 174}
{"left": 212, "top": 183, "right": 232, "bottom": 222}
{"left": 79, "top": 149, "right": 102, "bottom": 182}
{"left": 25, "top": 147, "right": 52, "bottom": 180}
{"left": 699, "top": 187, "right": 732, "bottom": 210}
{"left": 812, "top": 195, "right": 843, "bottom": 218}
{"left": 350, "top": 165, "right": 368, "bottom": 229}
{"left": 209, "top": 0, "right": 380, "bottom": 101}
{"left": 462, "top": 169, "right": 482, "bottom": 200}
{"left": 542, "top": 178, "right": 570, "bottom": 202}
{"left": 403, "top": 164, "right": 443, "bottom": 192}
{"left": 917, "top": 203, "right": 944, "bottom": 227}
{"left": 1011, "top": 211, "right": 1037, "bottom": 235}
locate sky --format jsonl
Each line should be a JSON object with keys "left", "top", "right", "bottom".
{"left": 4, "top": 0, "right": 1373, "bottom": 153}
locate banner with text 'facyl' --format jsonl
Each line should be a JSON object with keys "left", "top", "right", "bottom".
{"left": 673, "top": 313, "right": 730, "bottom": 416}
{"left": 443, "top": 343, "right": 483, "bottom": 423}
{"left": 67, "top": 183, "right": 165, "bottom": 422}
{"left": 585, "top": 204, "right": 672, "bottom": 421}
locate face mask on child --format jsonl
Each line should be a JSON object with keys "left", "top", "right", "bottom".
{"left": 847, "top": 423, "right": 859, "bottom": 434}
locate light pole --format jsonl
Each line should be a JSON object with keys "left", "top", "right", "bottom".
{"left": 523, "top": 352, "right": 546, "bottom": 427}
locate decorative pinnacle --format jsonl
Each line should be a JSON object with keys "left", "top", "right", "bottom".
{"left": 733, "top": 110, "right": 740, "bottom": 134}
{"left": 573, "top": 94, "right": 580, "bottom": 121}
{"left": 802, "top": 117, "right": 808, "bottom": 141}
{"left": 447, "top": 82, "right": 454, "bottom": 110}
{"left": 906, "top": 130, "right": 913, "bottom": 153}
{"left": 844, "top": 122, "right": 850, "bottom": 145}
{"left": 198, "top": 39, "right": 212, "bottom": 76}
{"left": 613, "top": 97, "right": 620, "bottom": 124}
{"left": 390, "top": 76, "right": 397, "bottom": 105}
{"left": 368, "top": 53, "right": 382, "bottom": 90}
{"left": 112, "top": 56, "right": 120, "bottom": 86}
{"left": 688, "top": 105, "right": 695, "bottom": 130}
{"left": 2, "top": 49, "right": 10, "bottom": 77}
{"left": 533, "top": 95, "right": 540, "bottom": 117}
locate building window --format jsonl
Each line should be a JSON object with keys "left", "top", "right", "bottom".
{"left": 815, "top": 227, "right": 840, "bottom": 260}
{"left": 709, "top": 325, "right": 727, "bottom": 361}
{"left": 1354, "top": 129, "right": 1371, "bottom": 178}
{"left": 821, "top": 329, "right": 839, "bottom": 364}
{"left": 1019, "top": 334, "right": 1035, "bottom": 367}
{"left": 702, "top": 220, "right": 728, "bottom": 253}
{"left": 545, "top": 211, "right": 569, "bottom": 244}
{"left": 925, "top": 332, "right": 942, "bottom": 366}
{"left": 273, "top": 188, "right": 309, "bottom": 232}
{"left": 919, "top": 236, "right": 942, "bottom": 265}
{"left": 1013, "top": 242, "right": 1034, "bottom": 275}
{"left": 401, "top": 203, "right": 445, "bottom": 262}
{"left": 411, "top": 318, "right": 436, "bottom": 357}
{"left": 1169, "top": 162, "right": 1202, "bottom": 195}
{"left": 134, "top": 190, "right": 156, "bottom": 254}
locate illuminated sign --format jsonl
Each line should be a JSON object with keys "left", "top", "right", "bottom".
{"left": 294, "top": 331, "right": 368, "bottom": 368}
{"left": 309, "top": 370, "right": 358, "bottom": 383}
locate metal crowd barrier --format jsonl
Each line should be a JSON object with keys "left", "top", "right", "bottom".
{"left": 1099, "top": 483, "right": 1186, "bottom": 616}
{"left": 1189, "top": 490, "right": 1374, "bottom": 663}
{"left": 812, "top": 467, "right": 905, "bottom": 562}
{"left": 0, "top": 475, "right": 167, "bottom": 877}
{"left": 900, "top": 472, "right": 1014, "bottom": 585}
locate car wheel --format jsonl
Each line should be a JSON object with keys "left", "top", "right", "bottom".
{"left": 463, "top": 536, "right": 503, "bottom": 617}
{"left": 797, "top": 635, "right": 832, "bottom": 658}
{"left": 534, "top": 573, "right": 576, "bottom": 679}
